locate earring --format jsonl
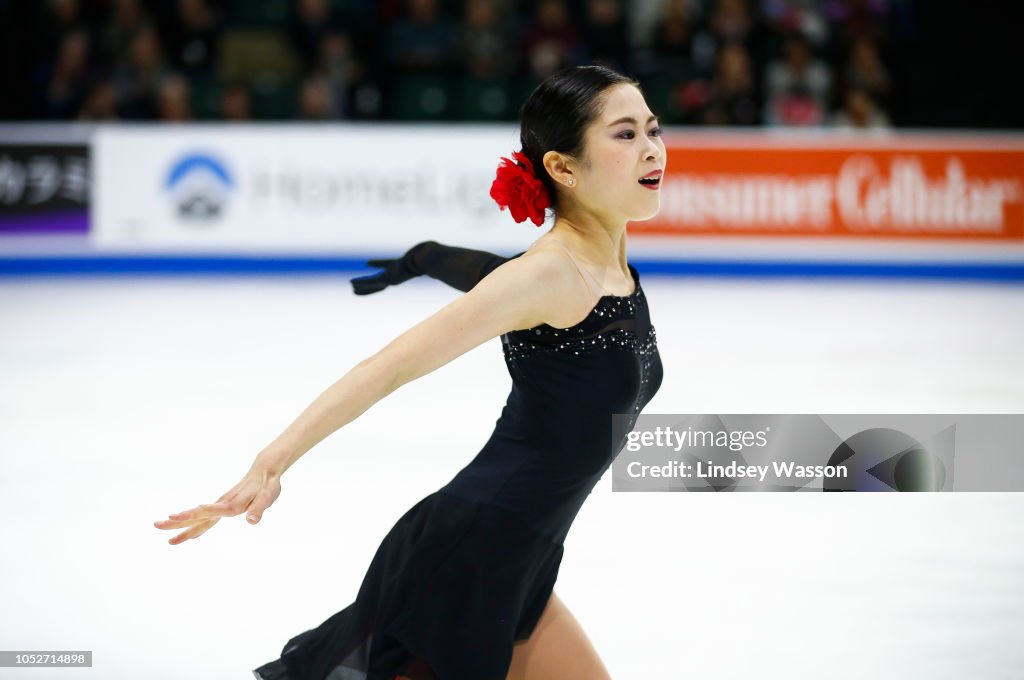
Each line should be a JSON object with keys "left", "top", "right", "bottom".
{"left": 567, "top": 178, "right": 575, "bottom": 186}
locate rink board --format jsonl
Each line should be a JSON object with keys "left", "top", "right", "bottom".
{"left": 1, "top": 125, "right": 1022, "bottom": 279}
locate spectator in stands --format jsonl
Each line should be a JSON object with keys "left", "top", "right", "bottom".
{"left": 457, "top": 0, "right": 519, "bottom": 79}
{"left": 823, "top": 0, "right": 890, "bottom": 42}
{"left": 520, "top": 0, "right": 586, "bottom": 80}
{"left": 843, "top": 35, "right": 890, "bottom": 112}
{"left": 290, "top": 0, "right": 337, "bottom": 71}
{"left": 164, "top": 0, "right": 222, "bottom": 77}
{"left": 76, "top": 79, "right": 120, "bottom": 120}
{"left": 692, "top": 0, "right": 773, "bottom": 78}
{"left": 9, "top": 0, "right": 1016, "bottom": 128}
{"left": 829, "top": 85, "right": 890, "bottom": 131}
{"left": 50, "top": 0, "right": 83, "bottom": 29}
{"left": 36, "top": 0, "right": 87, "bottom": 61}
{"left": 651, "top": 0, "right": 697, "bottom": 78}
{"left": 220, "top": 82, "right": 251, "bottom": 120}
{"left": 763, "top": 31, "right": 831, "bottom": 125}
{"left": 100, "top": 0, "right": 149, "bottom": 69}
{"left": 296, "top": 75, "right": 335, "bottom": 119}
{"left": 580, "top": 0, "right": 629, "bottom": 73}
{"left": 703, "top": 41, "right": 760, "bottom": 125}
{"left": 156, "top": 73, "right": 192, "bottom": 121}
{"left": 822, "top": 0, "right": 890, "bottom": 67}
{"left": 759, "top": 0, "right": 827, "bottom": 46}
{"left": 113, "top": 25, "right": 171, "bottom": 118}
{"left": 708, "top": 0, "right": 753, "bottom": 43}
{"left": 32, "top": 28, "right": 94, "bottom": 119}
{"left": 385, "top": 0, "right": 456, "bottom": 74}
{"left": 312, "top": 31, "right": 363, "bottom": 117}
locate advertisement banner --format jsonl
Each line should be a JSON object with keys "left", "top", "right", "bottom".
{"left": 0, "top": 144, "right": 89, "bottom": 235}
{"left": 90, "top": 126, "right": 1024, "bottom": 264}
{"left": 92, "top": 125, "right": 531, "bottom": 253}
{"left": 639, "top": 135, "right": 1024, "bottom": 243}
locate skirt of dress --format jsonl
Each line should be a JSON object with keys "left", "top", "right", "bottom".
{"left": 252, "top": 491, "right": 565, "bottom": 680}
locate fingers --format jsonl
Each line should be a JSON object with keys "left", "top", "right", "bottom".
{"left": 244, "top": 486, "right": 281, "bottom": 524}
{"left": 153, "top": 515, "right": 210, "bottom": 531}
{"left": 153, "top": 496, "right": 261, "bottom": 533}
{"left": 153, "top": 510, "right": 225, "bottom": 545}
{"left": 244, "top": 494, "right": 263, "bottom": 523}
{"left": 155, "top": 474, "right": 282, "bottom": 544}
{"left": 153, "top": 502, "right": 227, "bottom": 531}
{"left": 365, "top": 258, "right": 396, "bottom": 268}
{"left": 350, "top": 276, "right": 389, "bottom": 295}
{"left": 167, "top": 502, "right": 231, "bottom": 522}
{"left": 164, "top": 517, "right": 218, "bottom": 545}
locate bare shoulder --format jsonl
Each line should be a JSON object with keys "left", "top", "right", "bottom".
{"left": 366, "top": 238, "right": 598, "bottom": 387}
{"left": 372, "top": 243, "right": 590, "bottom": 387}
{"left": 478, "top": 243, "right": 594, "bottom": 330}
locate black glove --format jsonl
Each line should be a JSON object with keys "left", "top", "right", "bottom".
{"left": 350, "top": 241, "right": 523, "bottom": 295}
{"left": 349, "top": 255, "right": 419, "bottom": 295}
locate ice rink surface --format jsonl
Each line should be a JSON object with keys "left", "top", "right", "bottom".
{"left": 1, "top": 272, "right": 1023, "bottom": 679}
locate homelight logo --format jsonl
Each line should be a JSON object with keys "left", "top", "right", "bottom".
{"left": 164, "top": 151, "right": 234, "bottom": 223}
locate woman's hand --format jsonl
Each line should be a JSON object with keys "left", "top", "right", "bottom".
{"left": 350, "top": 255, "right": 420, "bottom": 295}
{"left": 153, "top": 462, "right": 282, "bottom": 545}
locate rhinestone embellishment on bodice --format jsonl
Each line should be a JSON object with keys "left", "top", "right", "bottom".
{"left": 500, "top": 291, "right": 660, "bottom": 412}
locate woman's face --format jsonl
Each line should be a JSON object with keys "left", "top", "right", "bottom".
{"left": 569, "top": 83, "right": 667, "bottom": 222}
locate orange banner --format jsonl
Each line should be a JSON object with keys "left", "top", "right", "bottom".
{"left": 637, "top": 135, "right": 1024, "bottom": 241}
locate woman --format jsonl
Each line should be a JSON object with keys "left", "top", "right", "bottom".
{"left": 154, "top": 64, "right": 666, "bottom": 680}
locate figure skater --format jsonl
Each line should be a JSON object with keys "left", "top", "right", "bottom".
{"left": 154, "top": 64, "right": 666, "bottom": 680}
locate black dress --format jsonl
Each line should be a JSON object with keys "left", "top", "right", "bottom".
{"left": 253, "top": 237, "right": 664, "bottom": 680}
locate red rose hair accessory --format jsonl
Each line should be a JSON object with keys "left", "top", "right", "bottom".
{"left": 489, "top": 150, "right": 550, "bottom": 227}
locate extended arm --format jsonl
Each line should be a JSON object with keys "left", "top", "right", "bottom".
{"left": 350, "top": 240, "right": 526, "bottom": 294}
{"left": 259, "top": 248, "right": 559, "bottom": 476}
{"left": 154, "top": 245, "right": 584, "bottom": 543}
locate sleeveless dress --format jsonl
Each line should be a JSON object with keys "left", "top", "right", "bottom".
{"left": 253, "top": 237, "right": 664, "bottom": 680}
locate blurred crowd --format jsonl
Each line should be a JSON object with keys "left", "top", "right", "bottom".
{"left": 0, "top": 0, "right": 1019, "bottom": 129}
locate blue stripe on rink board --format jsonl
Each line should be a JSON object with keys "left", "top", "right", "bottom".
{"left": 0, "top": 256, "right": 372, "bottom": 275}
{"left": 0, "top": 255, "right": 1023, "bottom": 282}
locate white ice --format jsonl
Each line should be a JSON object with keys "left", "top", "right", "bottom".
{"left": 0, "top": 273, "right": 1022, "bottom": 679}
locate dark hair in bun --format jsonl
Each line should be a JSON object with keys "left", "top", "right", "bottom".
{"left": 517, "top": 65, "right": 640, "bottom": 216}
